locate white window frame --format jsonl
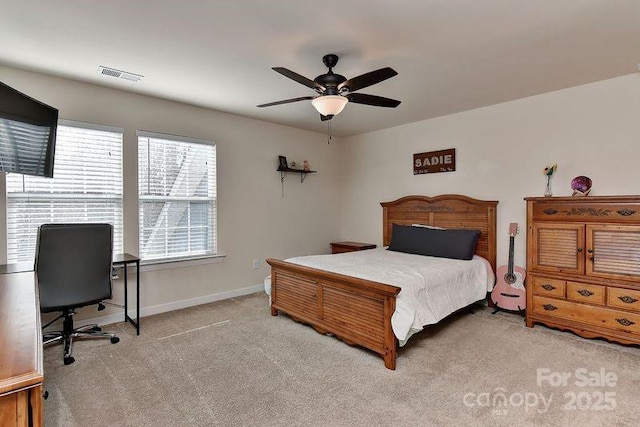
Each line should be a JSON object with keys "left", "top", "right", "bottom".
{"left": 5, "top": 119, "right": 124, "bottom": 264}
{"left": 137, "top": 130, "right": 217, "bottom": 263}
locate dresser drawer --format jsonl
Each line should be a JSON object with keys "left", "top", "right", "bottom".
{"left": 533, "top": 296, "right": 640, "bottom": 335}
{"left": 566, "top": 281, "right": 605, "bottom": 305}
{"left": 607, "top": 288, "right": 640, "bottom": 313}
{"left": 532, "top": 277, "right": 566, "bottom": 298}
{"left": 531, "top": 201, "right": 640, "bottom": 223}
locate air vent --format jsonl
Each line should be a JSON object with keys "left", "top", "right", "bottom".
{"left": 98, "top": 66, "right": 144, "bottom": 83}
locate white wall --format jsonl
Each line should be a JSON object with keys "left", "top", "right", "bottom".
{"left": 0, "top": 66, "right": 342, "bottom": 320}
{"left": 339, "top": 74, "right": 640, "bottom": 269}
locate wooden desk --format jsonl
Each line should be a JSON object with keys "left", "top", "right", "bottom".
{"left": 0, "top": 253, "right": 142, "bottom": 335}
{"left": 0, "top": 272, "right": 43, "bottom": 426}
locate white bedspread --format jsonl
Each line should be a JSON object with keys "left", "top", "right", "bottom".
{"left": 282, "top": 248, "right": 495, "bottom": 346}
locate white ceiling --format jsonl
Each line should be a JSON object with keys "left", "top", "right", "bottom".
{"left": 1, "top": 1, "right": 639, "bottom": 137}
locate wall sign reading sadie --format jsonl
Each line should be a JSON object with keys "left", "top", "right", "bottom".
{"left": 413, "top": 148, "right": 456, "bottom": 175}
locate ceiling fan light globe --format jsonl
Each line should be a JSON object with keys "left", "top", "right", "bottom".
{"left": 311, "top": 95, "right": 348, "bottom": 116}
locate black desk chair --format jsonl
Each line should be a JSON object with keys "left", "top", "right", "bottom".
{"left": 36, "top": 223, "right": 120, "bottom": 365}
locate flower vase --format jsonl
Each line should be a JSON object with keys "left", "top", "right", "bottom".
{"left": 544, "top": 176, "right": 553, "bottom": 197}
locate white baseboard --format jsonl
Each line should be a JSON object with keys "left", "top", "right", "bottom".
{"left": 81, "top": 284, "right": 265, "bottom": 328}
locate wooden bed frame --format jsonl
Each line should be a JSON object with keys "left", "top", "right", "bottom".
{"left": 266, "top": 194, "right": 498, "bottom": 370}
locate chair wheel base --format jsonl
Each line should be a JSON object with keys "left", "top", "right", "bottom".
{"left": 64, "top": 356, "right": 75, "bottom": 365}
{"left": 111, "top": 336, "right": 120, "bottom": 344}
{"left": 92, "top": 326, "right": 102, "bottom": 332}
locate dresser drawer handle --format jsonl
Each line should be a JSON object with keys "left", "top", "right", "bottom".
{"left": 618, "top": 296, "right": 639, "bottom": 304}
{"left": 577, "top": 289, "right": 594, "bottom": 297}
{"left": 617, "top": 209, "right": 636, "bottom": 216}
{"left": 542, "top": 304, "right": 558, "bottom": 311}
{"left": 541, "top": 284, "right": 556, "bottom": 291}
{"left": 616, "top": 318, "right": 636, "bottom": 327}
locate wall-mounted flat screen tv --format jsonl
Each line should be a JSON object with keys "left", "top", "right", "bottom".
{"left": 0, "top": 81, "right": 58, "bottom": 178}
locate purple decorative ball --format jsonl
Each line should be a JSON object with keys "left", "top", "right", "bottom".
{"left": 571, "top": 176, "right": 592, "bottom": 193}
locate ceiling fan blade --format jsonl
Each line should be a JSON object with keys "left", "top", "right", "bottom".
{"left": 257, "top": 96, "right": 315, "bottom": 108}
{"left": 338, "top": 67, "right": 397, "bottom": 92}
{"left": 272, "top": 67, "right": 325, "bottom": 92}
{"left": 346, "top": 93, "right": 401, "bottom": 108}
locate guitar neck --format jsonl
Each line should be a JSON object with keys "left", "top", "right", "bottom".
{"left": 507, "top": 235, "right": 515, "bottom": 276}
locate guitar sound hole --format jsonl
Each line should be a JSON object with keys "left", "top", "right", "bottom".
{"left": 504, "top": 274, "right": 516, "bottom": 284}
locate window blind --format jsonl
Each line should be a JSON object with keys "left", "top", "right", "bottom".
{"left": 138, "top": 131, "right": 217, "bottom": 261}
{"left": 6, "top": 121, "right": 123, "bottom": 263}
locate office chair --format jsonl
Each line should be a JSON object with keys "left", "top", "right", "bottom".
{"left": 36, "top": 223, "right": 120, "bottom": 365}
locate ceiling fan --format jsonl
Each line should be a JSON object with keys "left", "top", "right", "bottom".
{"left": 257, "top": 54, "right": 401, "bottom": 121}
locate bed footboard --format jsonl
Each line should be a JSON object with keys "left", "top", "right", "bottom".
{"left": 266, "top": 258, "right": 401, "bottom": 370}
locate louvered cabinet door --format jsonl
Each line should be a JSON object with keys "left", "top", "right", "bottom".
{"left": 532, "top": 223, "right": 585, "bottom": 274}
{"left": 587, "top": 225, "right": 640, "bottom": 280}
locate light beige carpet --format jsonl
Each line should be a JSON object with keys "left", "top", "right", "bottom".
{"left": 43, "top": 293, "right": 640, "bottom": 426}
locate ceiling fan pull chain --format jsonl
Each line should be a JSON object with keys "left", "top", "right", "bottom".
{"left": 327, "top": 120, "right": 332, "bottom": 144}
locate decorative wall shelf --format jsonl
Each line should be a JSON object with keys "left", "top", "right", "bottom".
{"left": 277, "top": 167, "right": 317, "bottom": 183}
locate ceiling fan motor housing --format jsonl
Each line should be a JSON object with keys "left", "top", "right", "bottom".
{"left": 315, "top": 54, "right": 346, "bottom": 94}
{"left": 315, "top": 73, "right": 346, "bottom": 94}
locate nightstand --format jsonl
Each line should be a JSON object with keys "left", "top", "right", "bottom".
{"left": 330, "top": 241, "right": 377, "bottom": 254}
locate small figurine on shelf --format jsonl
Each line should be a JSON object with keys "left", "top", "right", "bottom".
{"left": 278, "top": 155, "right": 288, "bottom": 170}
{"left": 290, "top": 161, "right": 297, "bottom": 169}
{"left": 543, "top": 164, "right": 557, "bottom": 197}
{"left": 303, "top": 160, "right": 310, "bottom": 171}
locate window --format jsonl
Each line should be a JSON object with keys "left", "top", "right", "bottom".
{"left": 6, "top": 120, "right": 123, "bottom": 263}
{"left": 137, "top": 131, "right": 217, "bottom": 261}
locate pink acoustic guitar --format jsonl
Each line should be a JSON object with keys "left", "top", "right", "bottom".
{"left": 491, "top": 223, "right": 526, "bottom": 313}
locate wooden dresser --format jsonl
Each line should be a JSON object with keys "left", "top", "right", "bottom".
{"left": 0, "top": 272, "right": 44, "bottom": 426}
{"left": 525, "top": 196, "right": 640, "bottom": 346}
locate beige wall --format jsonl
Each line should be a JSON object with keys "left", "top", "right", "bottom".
{"left": 338, "top": 74, "right": 640, "bottom": 269}
{"left": 0, "top": 66, "right": 342, "bottom": 319}
{"left": 4, "top": 66, "right": 639, "bottom": 320}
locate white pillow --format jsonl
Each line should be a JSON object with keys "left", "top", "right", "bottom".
{"left": 411, "top": 224, "right": 446, "bottom": 230}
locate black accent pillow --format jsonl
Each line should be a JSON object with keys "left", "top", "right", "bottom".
{"left": 387, "top": 223, "right": 481, "bottom": 260}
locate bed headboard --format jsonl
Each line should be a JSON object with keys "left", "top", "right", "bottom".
{"left": 380, "top": 195, "right": 498, "bottom": 272}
